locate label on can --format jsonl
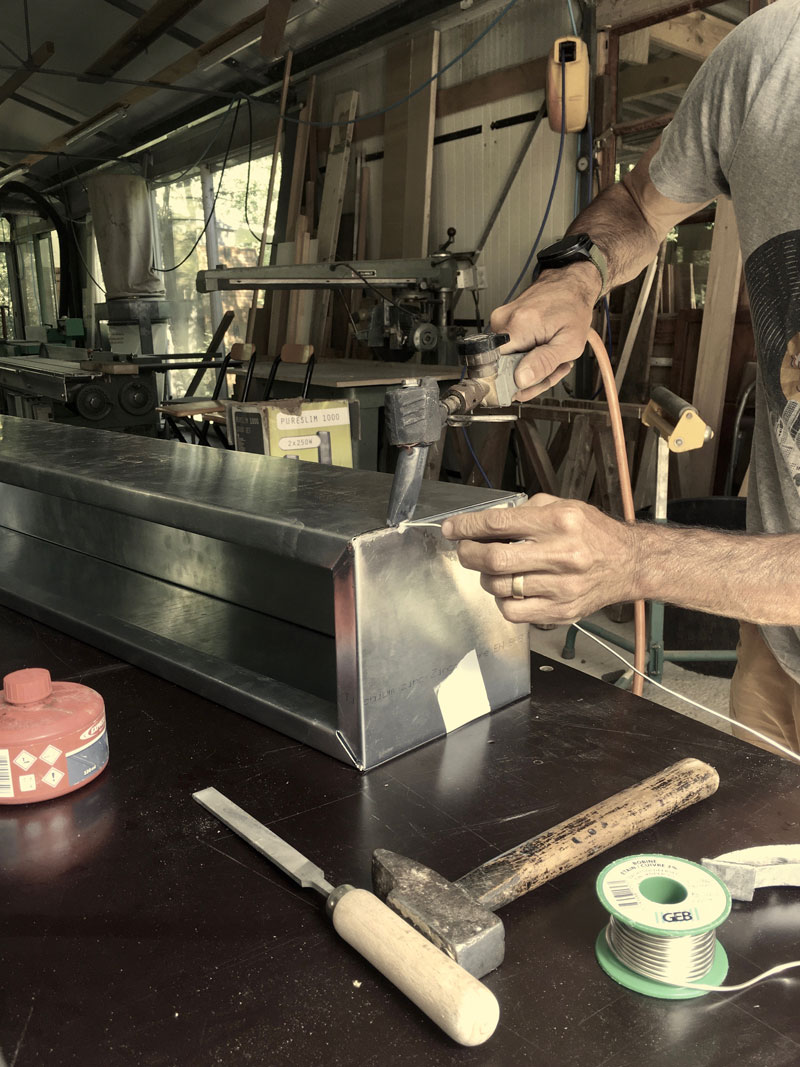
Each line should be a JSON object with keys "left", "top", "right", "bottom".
{"left": 66, "top": 728, "right": 109, "bottom": 786}
{"left": 0, "top": 749, "right": 13, "bottom": 798}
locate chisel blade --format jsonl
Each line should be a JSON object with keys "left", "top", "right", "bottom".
{"left": 193, "top": 786, "right": 334, "bottom": 898}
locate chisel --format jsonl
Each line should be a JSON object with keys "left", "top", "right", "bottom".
{"left": 193, "top": 787, "right": 499, "bottom": 1046}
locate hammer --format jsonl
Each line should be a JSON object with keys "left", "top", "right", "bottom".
{"left": 373, "top": 758, "right": 718, "bottom": 977}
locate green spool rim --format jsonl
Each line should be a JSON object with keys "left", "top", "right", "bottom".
{"left": 595, "top": 853, "right": 731, "bottom": 937}
{"left": 595, "top": 926, "right": 729, "bottom": 1000}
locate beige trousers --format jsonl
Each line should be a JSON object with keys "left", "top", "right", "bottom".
{"left": 729, "top": 621, "right": 800, "bottom": 757}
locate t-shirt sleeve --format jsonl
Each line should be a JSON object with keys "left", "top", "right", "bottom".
{"left": 649, "top": 5, "right": 794, "bottom": 204}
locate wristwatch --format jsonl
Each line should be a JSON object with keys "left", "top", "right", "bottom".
{"left": 533, "top": 233, "right": 608, "bottom": 298}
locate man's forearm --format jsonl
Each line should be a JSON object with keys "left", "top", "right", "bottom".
{"left": 566, "top": 182, "right": 662, "bottom": 294}
{"left": 632, "top": 524, "right": 800, "bottom": 627}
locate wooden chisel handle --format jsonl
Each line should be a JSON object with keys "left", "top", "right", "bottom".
{"left": 330, "top": 887, "right": 499, "bottom": 1046}
{"left": 457, "top": 757, "right": 719, "bottom": 912}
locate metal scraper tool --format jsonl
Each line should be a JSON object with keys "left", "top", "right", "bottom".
{"left": 193, "top": 786, "right": 499, "bottom": 1046}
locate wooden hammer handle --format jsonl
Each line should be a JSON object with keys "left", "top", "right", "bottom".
{"left": 457, "top": 758, "right": 719, "bottom": 912}
{"left": 331, "top": 888, "right": 499, "bottom": 1046}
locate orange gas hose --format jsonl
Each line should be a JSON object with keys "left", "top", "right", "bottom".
{"left": 586, "top": 327, "right": 646, "bottom": 696}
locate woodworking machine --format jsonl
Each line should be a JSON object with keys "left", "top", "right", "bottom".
{"left": 0, "top": 341, "right": 159, "bottom": 434}
{"left": 196, "top": 255, "right": 486, "bottom": 363}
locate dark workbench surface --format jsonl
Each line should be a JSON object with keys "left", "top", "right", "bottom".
{"left": 1, "top": 605, "right": 798, "bottom": 1067}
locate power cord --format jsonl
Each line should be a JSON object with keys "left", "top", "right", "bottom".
{"left": 154, "top": 97, "right": 241, "bottom": 273}
{"left": 504, "top": 59, "right": 566, "bottom": 303}
{"left": 281, "top": 0, "right": 521, "bottom": 128}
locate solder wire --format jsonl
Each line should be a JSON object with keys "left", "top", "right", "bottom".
{"left": 602, "top": 916, "right": 800, "bottom": 993}
{"left": 605, "top": 918, "right": 717, "bottom": 985}
{"left": 573, "top": 622, "right": 800, "bottom": 765}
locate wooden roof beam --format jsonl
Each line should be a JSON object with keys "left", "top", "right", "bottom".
{"left": 648, "top": 11, "right": 733, "bottom": 60}
{"left": 619, "top": 55, "right": 700, "bottom": 101}
{"left": 84, "top": 0, "right": 205, "bottom": 78}
{"left": 0, "top": 41, "right": 55, "bottom": 108}
{"left": 598, "top": 0, "right": 721, "bottom": 31}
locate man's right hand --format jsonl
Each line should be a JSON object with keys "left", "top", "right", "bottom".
{"left": 490, "top": 261, "right": 602, "bottom": 403}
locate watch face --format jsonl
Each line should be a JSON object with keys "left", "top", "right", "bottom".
{"left": 542, "top": 233, "right": 592, "bottom": 258}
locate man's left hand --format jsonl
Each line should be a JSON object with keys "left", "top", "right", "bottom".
{"left": 440, "top": 496, "right": 637, "bottom": 624}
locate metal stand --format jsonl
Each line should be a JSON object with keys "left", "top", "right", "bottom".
{"left": 562, "top": 389, "right": 738, "bottom": 685}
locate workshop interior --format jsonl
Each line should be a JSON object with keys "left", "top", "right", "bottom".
{"left": 1, "top": 1, "right": 797, "bottom": 1065}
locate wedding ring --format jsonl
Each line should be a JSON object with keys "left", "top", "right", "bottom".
{"left": 511, "top": 573, "right": 526, "bottom": 599}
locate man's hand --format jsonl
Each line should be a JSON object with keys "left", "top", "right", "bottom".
{"left": 491, "top": 262, "right": 601, "bottom": 403}
{"left": 440, "top": 496, "right": 637, "bottom": 625}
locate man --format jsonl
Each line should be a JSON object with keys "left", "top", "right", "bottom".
{"left": 441, "top": 0, "right": 800, "bottom": 757}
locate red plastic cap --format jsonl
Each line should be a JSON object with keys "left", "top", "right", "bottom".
{"left": 3, "top": 668, "right": 53, "bottom": 705}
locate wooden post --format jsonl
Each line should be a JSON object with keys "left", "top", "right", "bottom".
{"left": 681, "top": 198, "right": 742, "bottom": 497}
{"left": 381, "top": 38, "right": 412, "bottom": 258}
{"left": 312, "top": 90, "right": 359, "bottom": 355}
{"left": 402, "top": 29, "right": 440, "bottom": 257}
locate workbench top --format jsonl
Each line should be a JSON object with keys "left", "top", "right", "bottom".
{"left": 234, "top": 357, "right": 463, "bottom": 389}
{"left": 1, "top": 606, "right": 798, "bottom": 1067}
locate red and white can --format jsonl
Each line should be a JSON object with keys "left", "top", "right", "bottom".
{"left": 0, "top": 668, "right": 109, "bottom": 805}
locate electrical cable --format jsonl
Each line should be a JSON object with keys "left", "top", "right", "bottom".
{"left": 504, "top": 60, "right": 566, "bottom": 304}
{"left": 462, "top": 426, "right": 492, "bottom": 488}
{"left": 566, "top": 0, "right": 579, "bottom": 35}
{"left": 56, "top": 156, "right": 108, "bottom": 296}
{"left": 282, "top": 0, "right": 521, "bottom": 128}
{"left": 332, "top": 261, "right": 408, "bottom": 313}
{"left": 23, "top": 0, "right": 32, "bottom": 59}
{"left": 151, "top": 97, "right": 239, "bottom": 189}
{"left": 573, "top": 622, "right": 800, "bottom": 765}
{"left": 0, "top": 38, "right": 24, "bottom": 65}
{"left": 154, "top": 97, "right": 241, "bottom": 273}
{"left": 243, "top": 96, "right": 264, "bottom": 243}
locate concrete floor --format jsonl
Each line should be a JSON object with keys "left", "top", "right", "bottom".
{"left": 528, "top": 610, "right": 734, "bottom": 737}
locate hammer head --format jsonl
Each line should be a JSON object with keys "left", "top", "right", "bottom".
{"left": 372, "top": 848, "right": 505, "bottom": 978}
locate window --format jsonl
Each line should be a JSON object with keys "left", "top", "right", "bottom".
{"left": 153, "top": 150, "right": 280, "bottom": 370}
{"left": 14, "top": 219, "right": 59, "bottom": 333}
{"left": 154, "top": 174, "right": 211, "bottom": 356}
{"left": 0, "top": 217, "right": 15, "bottom": 339}
{"left": 213, "top": 154, "right": 279, "bottom": 346}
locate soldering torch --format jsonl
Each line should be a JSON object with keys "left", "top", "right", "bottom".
{"left": 385, "top": 332, "right": 524, "bottom": 526}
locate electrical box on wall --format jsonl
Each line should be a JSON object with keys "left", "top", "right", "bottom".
{"left": 547, "top": 36, "right": 589, "bottom": 133}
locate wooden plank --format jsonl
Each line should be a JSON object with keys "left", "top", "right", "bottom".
{"left": 633, "top": 426, "right": 658, "bottom": 510}
{"left": 515, "top": 420, "right": 559, "bottom": 496}
{"left": 402, "top": 29, "right": 440, "bottom": 258}
{"left": 682, "top": 197, "right": 742, "bottom": 497}
{"left": 438, "top": 54, "right": 547, "bottom": 118}
{"left": 597, "top": 0, "right": 721, "bottom": 31}
{"left": 559, "top": 416, "right": 595, "bottom": 499}
{"left": 649, "top": 11, "right": 733, "bottom": 60}
{"left": 619, "top": 28, "right": 650, "bottom": 64}
{"left": 313, "top": 90, "right": 359, "bottom": 355}
{"left": 85, "top": 0, "right": 203, "bottom": 78}
{"left": 285, "top": 213, "right": 307, "bottom": 346}
{"left": 615, "top": 256, "right": 659, "bottom": 389}
{"left": 0, "top": 41, "right": 54, "bottom": 108}
{"left": 260, "top": 0, "right": 292, "bottom": 57}
{"left": 619, "top": 55, "right": 700, "bottom": 101}
{"left": 317, "top": 92, "right": 359, "bottom": 261}
{"left": 285, "top": 78, "right": 316, "bottom": 243}
{"left": 593, "top": 426, "right": 625, "bottom": 516}
{"left": 321, "top": 55, "right": 549, "bottom": 153}
{"left": 381, "top": 38, "right": 412, "bottom": 259}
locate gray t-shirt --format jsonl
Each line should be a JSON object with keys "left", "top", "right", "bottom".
{"left": 650, "top": 0, "right": 800, "bottom": 682}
